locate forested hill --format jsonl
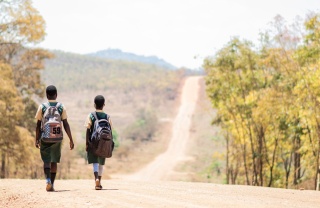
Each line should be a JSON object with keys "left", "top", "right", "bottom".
{"left": 42, "top": 50, "right": 182, "bottom": 93}
{"left": 87, "top": 49, "right": 177, "bottom": 70}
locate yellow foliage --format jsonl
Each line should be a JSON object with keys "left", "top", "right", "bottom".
{"left": 0, "top": 0, "right": 49, "bottom": 178}
{"left": 1, "top": 0, "right": 46, "bottom": 44}
{"left": 204, "top": 13, "right": 320, "bottom": 189}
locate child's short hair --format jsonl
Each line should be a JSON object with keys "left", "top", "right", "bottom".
{"left": 46, "top": 85, "right": 57, "bottom": 97}
{"left": 94, "top": 95, "right": 105, "bottom": 109}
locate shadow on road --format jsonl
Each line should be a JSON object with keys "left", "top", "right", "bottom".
{"left": 100, "top": 189, "right": 119, "bottom": 191}
{"left": 54, "top": 190, "right": 71, "bottom": 192}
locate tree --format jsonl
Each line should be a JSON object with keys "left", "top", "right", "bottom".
{"left": 204, "top": 13, "right": 320, "bottom": 189}
{"left": 0, "top": 0, "right": 51, "bottom": 178}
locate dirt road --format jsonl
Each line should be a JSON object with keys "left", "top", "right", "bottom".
{"left": 127, "top": 76, "right": 201, "bottom": 181}
{"left": 1, "top": 179, "right": 320, "bottom": 208}
{"left": 1, "top": 76, "right": 320, "bottom": 208}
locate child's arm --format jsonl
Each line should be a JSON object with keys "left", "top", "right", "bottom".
{"left": 35, "top": 120, "right": 41, "bottom": 148}
{"left": 62, "top": 119, "right": 74, "bottom": 150}
{"left": 84, "top": 113, "right": 92, "bottom": 151}
{"left": 34, "top": 105, "right": 42, "bottom": 148}
{"left": 86, "top": 129, "right": 90, "bottom": 151}
{"left": 108, "top": 115, "right": 113, "bottom": 129}
{"left": 60, "top": 104, "right": 74, "bottom": 149}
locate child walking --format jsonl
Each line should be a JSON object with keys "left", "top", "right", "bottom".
{"left": 84, "top": 95, "right": 113, "bottom": 190}
{"left": 35, "top": 85, "right": 74, "bottom": 191}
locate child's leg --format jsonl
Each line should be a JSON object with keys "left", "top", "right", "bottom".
{"left": 44, "top": 162, "right": 51, "bottom": 183}
{"left": 93, "top": 163, "right": 99, "bottom": 180}
{"left": 97, "top": 157, "right": 105, "bottom": 188}
{"left": 44, "top": 162, "right": 54, "bottom": 191}
{"left": 93, "top": 163, "right": 101, "bottom": 190}
{"left": 50, "top": 163, "right": 57, "bottom": 187}
{"left": 98, "top": 164, "right": 104, "bottom": 182}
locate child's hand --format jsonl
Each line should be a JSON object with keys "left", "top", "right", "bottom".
{"left": 35, "top": 139, "right": 40, "bottom": 149}
{"left": 70, "top": 141, "right": 74, "bottom": 150}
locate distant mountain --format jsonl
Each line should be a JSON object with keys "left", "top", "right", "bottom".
{"left": 87, "top": 49, "right": 177, "bottom": 70}
{"left": 42, "top": 50, "right": 181, "bottom": 93}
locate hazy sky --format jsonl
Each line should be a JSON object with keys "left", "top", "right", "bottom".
{"left": 32, "top": 0, "right": 319, "bottom": 69}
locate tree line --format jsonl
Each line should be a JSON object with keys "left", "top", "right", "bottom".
{"left": 0, "top": 0, "right": 52, "bottom": 178}
{"left": 204, "top": 13, "right": 320, "bottom": 189}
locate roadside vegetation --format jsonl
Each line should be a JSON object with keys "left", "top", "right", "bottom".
{"left": 204, "top": 13, "right": 320, "bottom": 190}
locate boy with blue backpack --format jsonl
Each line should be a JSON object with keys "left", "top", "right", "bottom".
{"left": 35, "top": 85, "right": 74, "bottom": 191}
{"left": 84, "top": 95, "right": 114, "bottom": 190}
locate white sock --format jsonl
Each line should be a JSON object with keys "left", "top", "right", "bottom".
{"left": 98, "top": 165, "right": 104, "bottom": 176}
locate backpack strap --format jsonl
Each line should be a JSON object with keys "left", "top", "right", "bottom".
{"left": 91, "top": 112, "right": 99, "bottom": 131}
{"left": 42, "top": 102, "right": 49, "bottom": 112}
{"left": 92, "top": 112, "right": 99, "bottom": 121}
{"left": 43, "top": 103, "right": 50, "bottom": 108}
{"left": 42, "top": 102, "right": 62, "bottom": 115}
{"left": 92, "top": 112, "right": 108, "bottom": 121}
{"left": 91, "top": 112, "right": 109, "bottom": 133}
{"left": 55, "top": 102, "right": 63, "bottom": 115}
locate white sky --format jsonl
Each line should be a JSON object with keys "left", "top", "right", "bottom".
{"left": 32, "top": 0, "right": 319, "bottom": 69}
